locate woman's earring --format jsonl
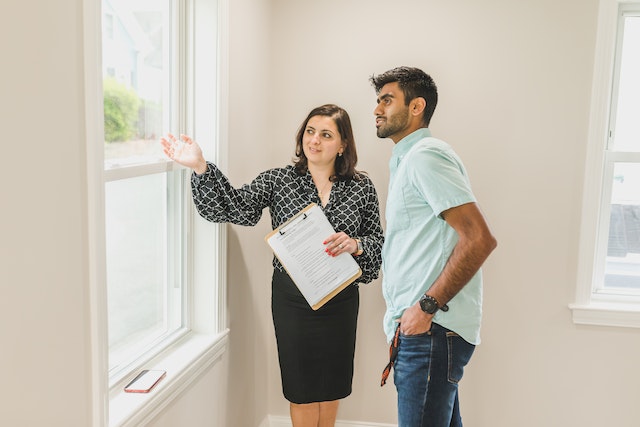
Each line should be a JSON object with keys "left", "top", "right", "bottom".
{"left": 338, "top": 152, "right": 343, "bottom": 157}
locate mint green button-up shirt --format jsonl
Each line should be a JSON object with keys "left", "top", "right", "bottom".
{"left": 382, "top": 128, "right": 483, "bottom": 345}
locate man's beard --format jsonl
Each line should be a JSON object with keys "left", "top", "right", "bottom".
{"left": 376, "top": 108, "right": 410, "bottom": 139}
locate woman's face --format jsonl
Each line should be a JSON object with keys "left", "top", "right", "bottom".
{"left": 302, "top": 115, "right": 344, "bottom": 168}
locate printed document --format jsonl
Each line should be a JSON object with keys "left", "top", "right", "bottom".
{"left": 265, "top": 203, "right": 362, "bottom": 309}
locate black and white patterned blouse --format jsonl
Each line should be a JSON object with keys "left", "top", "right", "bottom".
{"left": 191, "top": 162, "right": 384, "bottom": 284}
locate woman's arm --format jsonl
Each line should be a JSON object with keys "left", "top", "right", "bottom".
{"left": 355, "top": 178, "right": 384, "bottom": 284}
{"left": 161, "top": 133, "right": 270, "bottom": 226}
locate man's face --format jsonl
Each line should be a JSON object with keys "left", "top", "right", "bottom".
{"left": 374, "top": 82, "right": 411, "bottom": 142}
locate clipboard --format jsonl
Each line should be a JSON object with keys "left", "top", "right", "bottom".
{"left": 265, "top": 203, "right": 362, "bottom": 310}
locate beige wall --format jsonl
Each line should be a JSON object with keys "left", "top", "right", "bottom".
{"left": 225, "top": 0, "right": 275, "bottom": 425}
{"left": 1, "top": 0, "right": 92, "bottom": 425}
{"left": 3, "top": 0, "right": 640, "bottom": 426}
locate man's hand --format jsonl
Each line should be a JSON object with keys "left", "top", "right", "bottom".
{"left": 398, "top": 303, "right": 433, "bottom": 335}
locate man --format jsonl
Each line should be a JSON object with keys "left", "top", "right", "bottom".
{"left": 371, "top": 66, "right": 497, "bottom": 427}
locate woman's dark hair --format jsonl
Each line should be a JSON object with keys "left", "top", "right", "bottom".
{"left": 293, "top": 104, "right": 358, "bottom": 181}
{"left": 370, "top": 66, "right": 438, "bottom": 127}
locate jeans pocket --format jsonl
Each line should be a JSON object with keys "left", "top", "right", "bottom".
{"left": 446, "top": 332, "right": 475, "bottom": 384}
{"left": 399, "top": 330, "right": 431, "bottom": 339}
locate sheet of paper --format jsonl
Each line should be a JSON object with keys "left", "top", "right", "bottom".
{"left": 265, "top": 203, "right": 362, "bottom": 309}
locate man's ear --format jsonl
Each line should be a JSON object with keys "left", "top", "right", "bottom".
{"left": 410, "top": 97, "right": 426, "bottom": 117}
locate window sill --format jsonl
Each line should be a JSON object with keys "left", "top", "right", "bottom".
{"left": 109, "top": 329, "right": 229, "bottom": 427}
{"left": 569, "top": 302, "right": 640, "bottom": 328}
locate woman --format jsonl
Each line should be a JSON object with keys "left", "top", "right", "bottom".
{"left": 161, "top": 104, "right": 383, "bottom": 427}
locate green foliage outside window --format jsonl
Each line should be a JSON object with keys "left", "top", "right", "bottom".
{"left": 104, "top": 77, "right": 140, "bottom": 143}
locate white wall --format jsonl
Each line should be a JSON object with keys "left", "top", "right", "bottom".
{"left": 3, "top": 0, "right": 640, "bottom": 426}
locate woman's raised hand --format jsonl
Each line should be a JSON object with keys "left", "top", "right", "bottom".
{"left": 160, "top": 133, "right": 208, "bottom": 174}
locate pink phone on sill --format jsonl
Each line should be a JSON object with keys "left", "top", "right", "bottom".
{"left": 124, "top": 369, "right": 166, "bottom": 393}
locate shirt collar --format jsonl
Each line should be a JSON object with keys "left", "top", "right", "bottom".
{"left": 393, "top": 128, "right": 432, "bottom": 157}
{"left": 390, "top": 128, "right": 432, "bottom": 172}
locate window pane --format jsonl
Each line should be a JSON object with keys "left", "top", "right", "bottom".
{"left": 611, "top": 16, "right": 640, "bottom": 152}
{"left": 102, "top": 0, "right": 170, "bottom": 164}
{"left": 102, "top": 0, "right": 181, "bottom": 376}
{"left": 605, "top": 162, "right": 640, "bottom": 290}
{"left": 105, "top": 174, "right": 176, "bottom": 371}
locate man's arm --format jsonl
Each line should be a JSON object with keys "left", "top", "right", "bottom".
{"left": 399, "top": 202, "right": 497, "bottom": 334}
{"left": 429, "top": 202, "right": 497, "bottom": 305}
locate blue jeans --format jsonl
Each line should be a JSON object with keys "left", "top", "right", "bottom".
{"left": 394, "top": 323, "right": 475, "bottom": 427}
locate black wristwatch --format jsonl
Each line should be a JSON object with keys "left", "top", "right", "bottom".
{"left": 419, "top": 294, "right": 449, "bottom": 314}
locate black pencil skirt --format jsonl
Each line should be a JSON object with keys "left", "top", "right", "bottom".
{"left": 271, "top": 269, "right": 359, "bottom": 404}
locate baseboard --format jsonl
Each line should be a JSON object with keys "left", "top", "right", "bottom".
{"left": 265, "top": 415, "right": 397, "bottom": 427}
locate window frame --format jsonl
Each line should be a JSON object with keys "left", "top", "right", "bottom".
{"left": 571, "top": 0, "right": 640, "bottom": 328}
{"left": 84, "top": 0, "right": 229, "bottom": 425}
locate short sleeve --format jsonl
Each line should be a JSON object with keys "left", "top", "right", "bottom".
{"left": 406, "top": 145, "right": 476, "bottom": 218}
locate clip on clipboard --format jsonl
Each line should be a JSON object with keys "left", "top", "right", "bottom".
{"left": 278, "top": 212, "right": 307, "bottom": 235}
{"left": 265, "top": 203, "right": 362, "bottom": 310}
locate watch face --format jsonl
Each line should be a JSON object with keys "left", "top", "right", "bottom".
{"left": 420, "top": 295, "right": 438, "bottom": 314}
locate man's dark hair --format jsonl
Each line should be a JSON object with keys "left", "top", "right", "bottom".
{"left": 370, "top": 66, "right": 438, "bottom": 127}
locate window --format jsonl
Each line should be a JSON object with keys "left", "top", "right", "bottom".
{"left": 102, "top": 0, "right": 185, "bottom": 381}
{"left": 604, "top": 9, "right": 640, "bottom": 292}
{"left": 572, "top": 1, "right": 640, "bottom": 327}
{"left": 85, "top": 0, "right": 228, "bottom": 424}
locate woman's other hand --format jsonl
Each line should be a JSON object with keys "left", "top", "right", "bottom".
{"left": 323, "top": 232, "right": 357, "bottom": 257}
{"left": 160, "top": 133, "right": 208, "bottom": 174}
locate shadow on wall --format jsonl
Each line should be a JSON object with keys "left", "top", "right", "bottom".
{"left": 225, "top": 228, "right": 271, "bottom": 427}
